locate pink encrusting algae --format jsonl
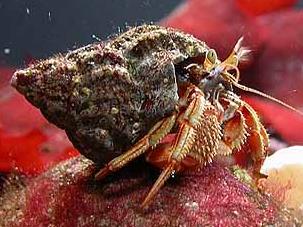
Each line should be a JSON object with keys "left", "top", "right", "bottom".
{"left": 1, "top": 156, "right": 301, "bottom": 226}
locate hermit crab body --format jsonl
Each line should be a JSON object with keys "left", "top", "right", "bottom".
{"left": 12, "top": 25, "right": 270, "bottom": 208}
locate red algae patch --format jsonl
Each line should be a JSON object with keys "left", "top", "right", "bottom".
{"left": 1, "top": 156, "right": 300, "bottom": 226}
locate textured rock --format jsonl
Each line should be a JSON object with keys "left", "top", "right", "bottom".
{"left": 1, "top": 156, "right": 300, "bottom": 226}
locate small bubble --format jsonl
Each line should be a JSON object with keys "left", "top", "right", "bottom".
{"left": 26, "top": 8, "right": 30, "bottom": 15}
{"left": 92, "top": 34, "right": 101, "bottom": 42}
{"left": 3, "top": 48, "right": 10, "bottom": 55}
{"left": 48, "top": 11, "right": 51, "bottom": 21}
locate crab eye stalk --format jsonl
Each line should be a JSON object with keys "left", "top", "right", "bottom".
{"left": 203, "top": 49, "right": 218, "bottom": 70}
{"left": 207, "top": 49, "right": 217, "bottom": 63}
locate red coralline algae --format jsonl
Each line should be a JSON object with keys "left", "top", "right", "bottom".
{"left": 1, "top": 156, "right": 300, "bottom": 226}
{"left": 236, "top": 0, "right": 297, "bottom": 16}
{"left": 0, "top": 67, "right": 46, "bottom": 136}
{"left": 249, "top": 10, "right": 303, "bottom": 109}
{"left": 161, "top": 0, "right": 261, "bottom": 60}
{"left": 0, "top": 126, "right": 79, "bottom": 174}
{"left": 0, "top": 68, "right": 78, "bottom": 175}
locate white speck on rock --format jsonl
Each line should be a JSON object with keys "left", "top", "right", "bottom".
{"left": 184, "top": 201, "right": 199, "bottom": 211}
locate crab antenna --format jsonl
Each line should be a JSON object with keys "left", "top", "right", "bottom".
{"left": 219, "top": 38, "right": 301, "bottom": 115}
{"left": 221, "top": 63, "right": 240, "bottom": 82}
{"left": 223, "top": 36, "right": 251, "bottom": 67}
{"left": 232, "top": 81, "right": 303, "bottom": 116}
{"left": 234, "top": 36, "right": 244, "bottom": 53}
{"left": 223, "top": 37, "right": 243, "bottom": 67}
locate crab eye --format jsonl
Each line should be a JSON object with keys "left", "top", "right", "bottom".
{"left": 206, "top": 49, "right": 217, "bottom": 64}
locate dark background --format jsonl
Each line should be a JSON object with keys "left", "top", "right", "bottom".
{"left": 1, "top": 0, "right": 303, "bottom": 67}
{"left": 0, "top": 0, "right": 182, "bottom": 66}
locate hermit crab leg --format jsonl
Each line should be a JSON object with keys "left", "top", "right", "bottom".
{"left": 241, "top": 102, "right": 269, "bottom": 179}
{"left": 170, "top": 88, "right": 206, "bottom": 162}
{"left": 141, "top": 85, "right": 207, "bottom": 208}
{"left": 220, "top": 94, "right": 248, "bottom": 152}
{"left": 141, "top": 161, "right": 176, "bottom": 208}
{"left": 95, "top": 113, "right": 177, "bottom": 180}
{"left": 221, "top": 93, "right": 269, "bottom": 179}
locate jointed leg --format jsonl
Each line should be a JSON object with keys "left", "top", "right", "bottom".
{"left": 240, "top": 102, "right": 269, "bottom": 179}
{"left": 219, "top": 95, "right": 248, "bottom": 155}
{"left": 141, "top": 161, "right": 176, "bottom": 208}
{"left": 247, "top": 129, "right": 268, "bottom": 180}
{"left": 95, "top": 113, "right": 177, "bottom": 180}
{"left": 141, "top": 86, "right": 208, "bottom": 207}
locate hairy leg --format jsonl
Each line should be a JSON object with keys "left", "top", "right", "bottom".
{"left": 141, "top": 85, "right": 209, "bottom": 207}
{"left": 95, "top": 113, "right": 177, "bottom": 180}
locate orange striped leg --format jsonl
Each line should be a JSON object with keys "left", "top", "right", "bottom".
{"left": 95, "top": 114, "right": 177, "bottom": 180}
{"left": 141, "top": 87, "right": 207, "bottom": 208}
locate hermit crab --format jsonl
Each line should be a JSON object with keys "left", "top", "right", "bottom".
{"left": 11, "top": 25, "right": 298, "bottom": 208}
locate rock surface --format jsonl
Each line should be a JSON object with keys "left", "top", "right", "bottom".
{"left": 1, "top": 156, "right": 300, "bottom": 226}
